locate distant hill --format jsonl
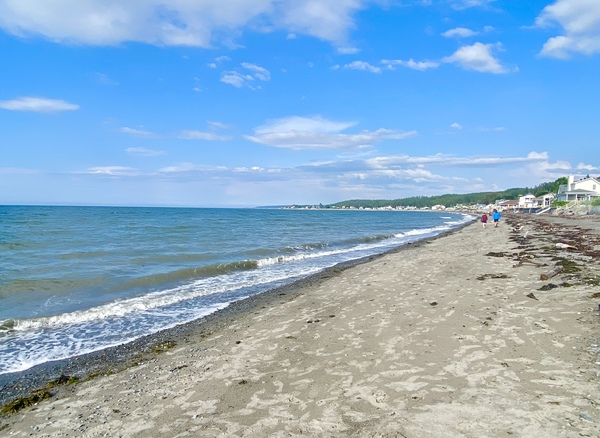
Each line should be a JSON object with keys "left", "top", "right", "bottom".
{"left": 324, "top": 178, "right": 567, "bottom": 209}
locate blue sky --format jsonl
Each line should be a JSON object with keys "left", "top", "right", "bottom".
{"left": 1, "top": 0, "right": 599, "bottom": 207}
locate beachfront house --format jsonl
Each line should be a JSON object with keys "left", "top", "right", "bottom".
{"left": 518, "top": 193, "right": 554, "bottom": 209}
{"left": 518, "top": 194, "right": 537, "bottom": 208}
{"left": 556, "top": 175, "right": 600, "bottom": 202}
{"left": 497, "top": 199, "right": 518, "bottom": 212}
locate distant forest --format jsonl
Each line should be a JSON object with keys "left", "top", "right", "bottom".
{"left": 323, "top": 177, "right": 568, "bottom": 209}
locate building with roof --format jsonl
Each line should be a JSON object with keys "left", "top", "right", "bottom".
{"left": 556, "top": 175, "right": 600, "bottom": 202}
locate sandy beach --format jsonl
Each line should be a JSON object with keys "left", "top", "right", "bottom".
{"left": 2, "top": 213, "right": 600, "bottom": 437}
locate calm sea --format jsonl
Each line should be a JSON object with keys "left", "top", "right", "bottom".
{"left": 0, "top": 206, "right": 472, "bottom": 374}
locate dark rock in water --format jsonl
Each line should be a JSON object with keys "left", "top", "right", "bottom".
{"left": 526, "top": 292, "right": 538, "bottom": 300}
{"left": 430, "top": 301, "right": 438, "bottom": 306}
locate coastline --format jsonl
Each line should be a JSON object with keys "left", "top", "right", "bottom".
{"left": 2, "top": 214, "right": 600, "bottom": 437}
{"left": 0, "top": 221, "right": 472, "bottom": 408}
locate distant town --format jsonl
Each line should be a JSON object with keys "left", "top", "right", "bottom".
{"left": 284, "top": 175, "right": 600, "bottom": 215}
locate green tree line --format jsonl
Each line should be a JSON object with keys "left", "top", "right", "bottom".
{"left": 324, "top": 177, "right": 568, "bottom": 209}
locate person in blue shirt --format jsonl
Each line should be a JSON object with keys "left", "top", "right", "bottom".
{"left": 492, "top": 209, "right": 501, "bottom": 227}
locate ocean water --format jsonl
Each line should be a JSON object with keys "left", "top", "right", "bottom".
{"left": 0, "top": 206, "right": 472, "bottom": 374}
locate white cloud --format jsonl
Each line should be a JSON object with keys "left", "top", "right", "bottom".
{"left": 442, "top": 42, "right": 507, "bottom": 73}
{"left": 254, "top": 115, "right": 356, "bottom": 135}
{"left": 83, "top": 166, "right": 140, "bottom": 176}
{"left": 178, "top": 130, "right": 232, "bottom": 141}
{"left": 344, "top": 61, "right": 382, "bottom": 73}
{"left": 338, "top": 46, "right": 360, "bottom": 54}
{"left": 119, "top": 127, "right": 159, "bottom": 138}
{"left": 576, "top": 163, "right": 598, "bottom": 171}
{"left": 125, "top": 147, "right": 165, "bottom": 157}
{"left": 207, "top": 121, "right": 231, "bottom": 129}
{"left": 277, "top": 0, "right": 365, "bottom": 47}
{"left": 382, "top": 58, "right": 440, "bottom": 71}
{"left": 450, "top": 122, "right": 463, "bottom": 130}
{"left": 0, "top": 96, "right": 79, "bottom": 112}
{"left": 442, "top": 27, "right": 478, "bottom": 38}
{"left": 220, "top": 72, "right": 250, "bottom": 88}
{"left": 241, "top": 62, "right": 271, "bottom": 81}
{"left": 221, "top": 62, "right": 271, "bottom": 88}
{"left": 52, "top": 150, "right": 587, "bottom": 206}
{"left": 0, "top": 0, "right": 369, "bottom": 47}
{"left": 366, "top": 151, "right": 548, "bottom": 168}
{"left": 536, "top": 0, "right": 600, "bottom": 58}
{"left": 245, "top": 116, "right": 416, "bottom": 150}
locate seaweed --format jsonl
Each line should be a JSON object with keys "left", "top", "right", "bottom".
{"left": 152, "top": 340, "right": 176, "bottom": 354}
{"left": 477, "top": 273, "right": 510, "bottom": 280}
{"left": 551, "top": 257, "right": 581, "bottom": 274}
{"left": 1, "top": 390, "right": 51, "bottom": 414}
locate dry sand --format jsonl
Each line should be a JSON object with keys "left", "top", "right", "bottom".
{"left": 2, "top": 213, "right": 600, "bottom": 437}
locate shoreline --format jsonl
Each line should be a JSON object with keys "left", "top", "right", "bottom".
{"left": 0, "top": 221, "right": 473, "bottom": 408}
{"left": 2, "top": 213, "right": 600, "bottom": 437}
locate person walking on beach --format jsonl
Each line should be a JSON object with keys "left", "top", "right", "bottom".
{"left": 492, "top": 209, "right": 501, "bottom": 227}
{"left": 481, "top": 213, "right": 488, "bottom": 228}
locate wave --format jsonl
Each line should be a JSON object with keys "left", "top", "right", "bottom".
{"left": 0, "top": 213, "right": 473, "bottom": 374}
{"left": 3, "top": 279, "right": 238, "bottom": 333}
{"left": 0, "top": 235, "right": 405, "bottom": 333}
{"left": 117, "top": 260, "right": 260, "bottom": 290}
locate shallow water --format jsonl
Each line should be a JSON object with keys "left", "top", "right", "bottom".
{"left": 0, "top": 206, "right": 471, "bottom": 373}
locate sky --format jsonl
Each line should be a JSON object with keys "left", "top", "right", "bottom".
{"left": 1, "top": 0, "right": 599, "bottom": 207}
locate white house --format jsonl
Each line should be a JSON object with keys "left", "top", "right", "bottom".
{"left": 497, "top": 199, "right": 518, "bottom": 211}
{"left": 539, "top": 193, "right": 555, "bottom": 207}
{"left": 556, "top": 175, "right": 600, "bottom": 202}
{"left": 518, "top": 193, "right": 537, "bottom": 208}
{"left": 517, "top": 193, "right": 554, "bottom": 209}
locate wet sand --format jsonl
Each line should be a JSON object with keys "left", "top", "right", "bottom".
{"left": 2, "top": 213, "right": 600, "bottom": 437}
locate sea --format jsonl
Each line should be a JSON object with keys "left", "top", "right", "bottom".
{"left": 0, "top": 205, "right": 472, "bottom": 375}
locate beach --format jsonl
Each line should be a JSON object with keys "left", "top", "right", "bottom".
{"left": 2, "top": 213, "right": 600, "bottom": 437}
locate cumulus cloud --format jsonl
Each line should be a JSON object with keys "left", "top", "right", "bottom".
{"left": 221, "top": 62, "right": 271, "bottom": 88}
{"left": 442, "top": 27, "right": 478, "bottom": 38}
{"left": 0, "top": 0, "right": 368, "bottom": 48}
{"left": 576, "top": 163, "right": 599, "bottom": 171}
{"left": 241, "top": 62, "right": 271, "bottom": 81}
{"left": 381, "top": 58, "right": 440, "bottom": 71}
{"left": 244, "top": 116, "right": 416, "bottom": 150}
{"left": 536, "top": 0, "right": 600, "bottom": 58}
{"left": 344, "top": 61, "right": 382, "bottom": 73}
{"left": 220, "top": 72, "right": 251, "bottom": 88}
{"left": 277, "top": 0, "right": 365, "bottom": 47}
{"left": 450, "top": 122, "right": 463, "bottom": 130}
{"left": 0, "top": 96, "right": 79, "bottom": 112}
{"left": 442, "top": 42, "right": 507, "bottom": 73}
